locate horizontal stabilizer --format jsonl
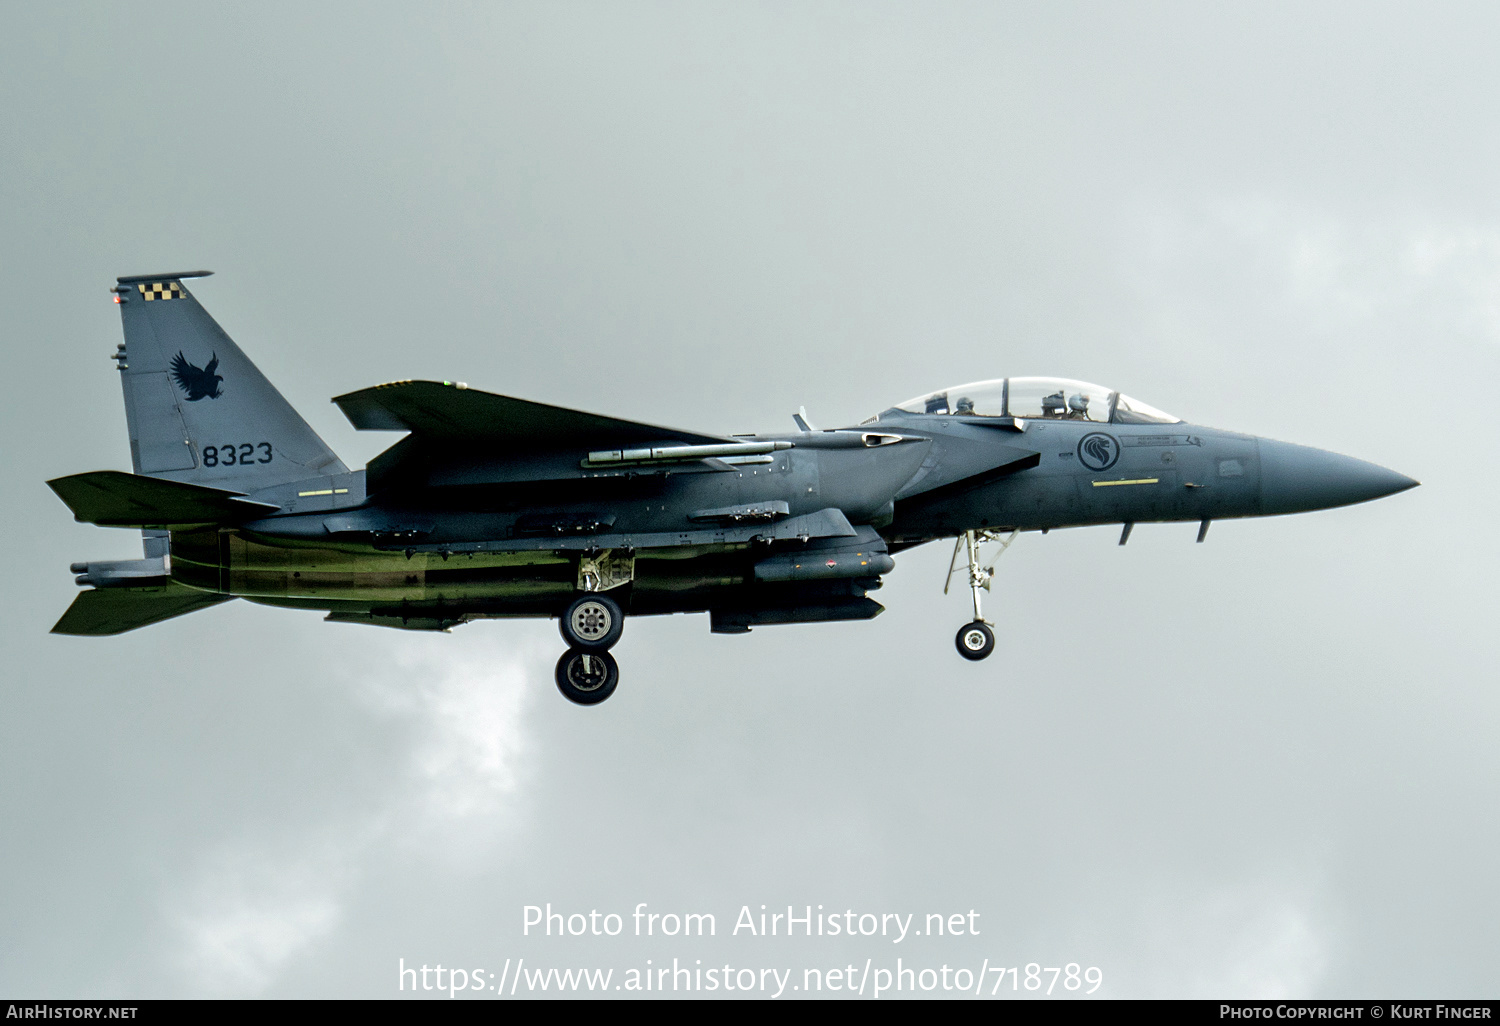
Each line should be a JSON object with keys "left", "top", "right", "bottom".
{"left": 51, "top": 582, "right": 230, "bottom": 636}
{"left": 48, "top": 470, "right": 280, "bottom": 528}
{"left": 333, "top": 380, "right": 729, "bottom": 448}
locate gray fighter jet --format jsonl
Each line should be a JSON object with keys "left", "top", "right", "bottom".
{"left": 50, "top": 272, "right": 1418, "bottom": 704}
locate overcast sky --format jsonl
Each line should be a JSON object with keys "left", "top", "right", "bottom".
{"left": 2, "top": 2, "right": 1496, "bottom": 999}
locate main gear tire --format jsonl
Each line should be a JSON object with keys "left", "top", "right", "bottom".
{"left": 955, "top": 621, "right": 996, "bottom": 661}
{"left": 555, "top": 649, "right": 620, "bottom": 705}
{"left": 559, "top": 593, "right": 624, "bottom": 651}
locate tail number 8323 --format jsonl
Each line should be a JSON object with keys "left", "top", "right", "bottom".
{"left": 202, "top": 443, "right": 272, "bottom": 467}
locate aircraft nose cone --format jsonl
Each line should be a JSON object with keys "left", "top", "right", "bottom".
{"left": 1259, "top": 439, "right": 1419, "bottom": 516}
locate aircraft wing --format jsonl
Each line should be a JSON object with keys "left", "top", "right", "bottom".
{"left": 332, "top": 380, "right": 731, "bottom": 448}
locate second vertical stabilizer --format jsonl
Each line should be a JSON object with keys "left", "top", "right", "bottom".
{"left": 112, "top": 272, "right": 347, "bottom": 490}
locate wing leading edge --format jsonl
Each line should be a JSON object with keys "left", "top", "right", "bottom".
{"left": 332, "top": 380, "right": 731, "bottom": 449}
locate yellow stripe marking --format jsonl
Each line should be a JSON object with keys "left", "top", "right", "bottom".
{"left": 1092, "top": 478, "right": 1160, "bottom": 487}
{"left": 298, "top": 489, "right": 334, "bottom": 496}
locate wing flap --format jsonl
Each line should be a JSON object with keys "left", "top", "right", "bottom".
{"left": 332, "top": 380, "right": 729, "bottom": 448}
{"left": 47, "top": 470, "right": 280, "bottom": 528}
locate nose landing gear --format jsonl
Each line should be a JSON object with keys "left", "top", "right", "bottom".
{"left": 956, "top": 621, "right": 995, "bottom": 660}
{"left": 944, "top": 528, "right": 1017, "bottom": 662}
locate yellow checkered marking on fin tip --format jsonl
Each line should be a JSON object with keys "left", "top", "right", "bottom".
{"left": 137, "top": 282, "right": 185, "bottom": 301}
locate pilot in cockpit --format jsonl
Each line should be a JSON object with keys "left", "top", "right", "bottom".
{"left": 887, "top": 378, "right": 1182, "bottom": 427}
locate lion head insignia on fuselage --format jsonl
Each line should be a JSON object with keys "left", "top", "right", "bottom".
{"left": 1078, "top": 432, "right": 1120, "bottom": 472}
{"left": 170, "top": 351, "right": 223, "bottom": 401}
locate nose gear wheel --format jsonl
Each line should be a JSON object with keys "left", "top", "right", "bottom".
{"left": 956, "top": 621, "right": 995, "bottom": 660}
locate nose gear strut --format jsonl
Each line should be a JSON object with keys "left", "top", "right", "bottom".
{"left": 945, "top": 529, "right": 1017, "bottom": 661}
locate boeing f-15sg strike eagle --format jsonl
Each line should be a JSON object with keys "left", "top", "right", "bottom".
{"left": 50, "top": 272, "right": 1418, "bottom": 705}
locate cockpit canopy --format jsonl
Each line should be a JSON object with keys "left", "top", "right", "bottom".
{"left": 882, "top": 377, "right": 1180, "bottom": 425}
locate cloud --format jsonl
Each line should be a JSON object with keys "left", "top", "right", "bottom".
{"left": 1127, "top": 196, "right": 1500, "bottom": 346}
{"left": 360, "top": 637, "right": 536, "bottom": 827}
{"left": 164, "top": 633, "right": 542, "bottom": 996}
{"left": 1105, "top": 877, "right": 1331, "bottom": 998}
{"left": 172, "top": 850, "right": 344, "bottom": 996}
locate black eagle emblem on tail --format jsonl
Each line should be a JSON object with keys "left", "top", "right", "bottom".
{"left": 170, "top": 351, "right": 223, "bottom": 401}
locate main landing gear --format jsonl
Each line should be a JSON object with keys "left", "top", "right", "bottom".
{"left": 945, "top": 529, "right": 1017, "bottom": 662}
{"left": 560, "top": 593, "right": 624, "bottom": 651}
{"left": 556, "top": 592, "right": 626, "bottom": 705}
{"left": 555, "top": 649, "right": 619, "bottom": 705}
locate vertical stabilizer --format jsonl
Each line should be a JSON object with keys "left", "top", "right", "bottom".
{"left": 111, "top": 272, "right": 347, "bottom": 489}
